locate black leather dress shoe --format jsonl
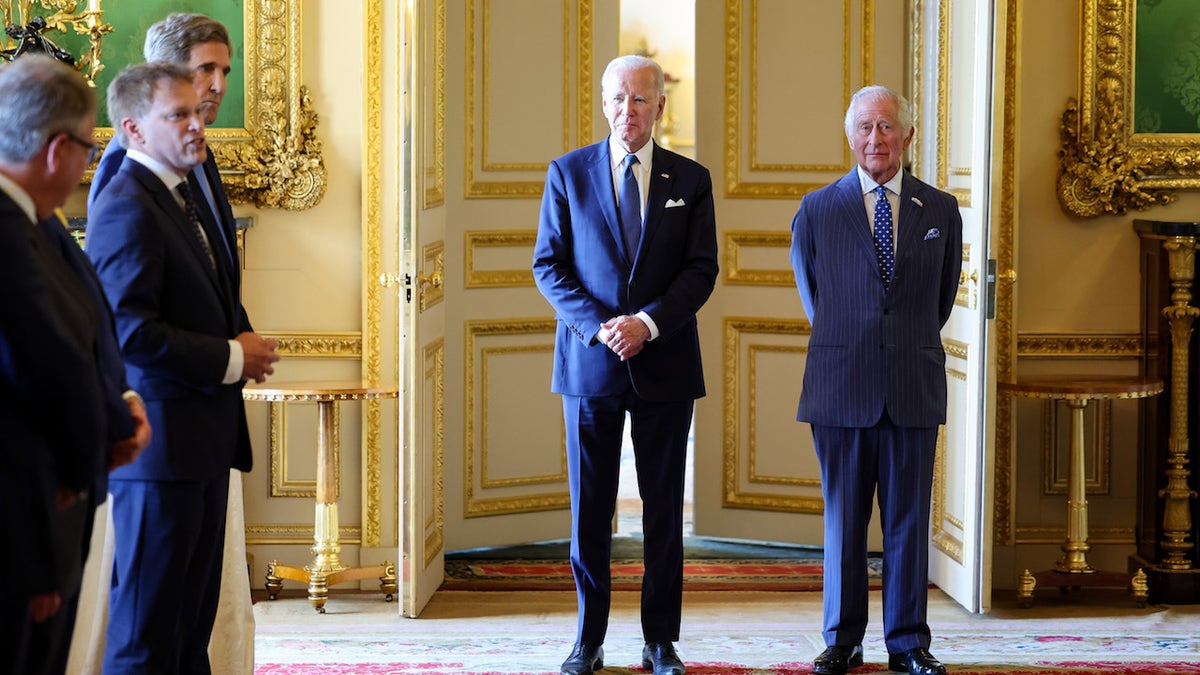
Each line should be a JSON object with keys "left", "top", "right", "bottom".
{"left": 888, "top": 647, "right": 947, "bottom": 675}
{"left": 642, "top": 641, "right": 686, "bottom": 675}
{"left": 561, "top": 642, "right": 604, "bottom": 675}
{"left": 813, "top": 644, "right": 864, "bottom": 675}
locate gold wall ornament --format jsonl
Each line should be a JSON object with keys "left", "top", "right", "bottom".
{"left": 1052, "top": 0, "right": 1200, "bottom": 218}
{"left": 1056, "top": 98, "right": 1175, "bottom": 217}
{"left": 1, "top": 0, "right": 112, "bottom": 83}
{"left": 213, "top": 84, "right": 327, "bottom": 210}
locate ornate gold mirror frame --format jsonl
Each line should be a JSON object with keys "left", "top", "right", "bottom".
{"left": 1, "top": 0, "right": 326, "bottom": 210}
{"left": 1057, "top": 0, "right": 1198, "bottom": 218}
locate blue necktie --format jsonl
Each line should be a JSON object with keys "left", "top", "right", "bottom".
{"left": 619, "top": 153, "right": 641, "bottom": 262}
{"left": 873, "top": 184, "right": 894, "bottom": 289}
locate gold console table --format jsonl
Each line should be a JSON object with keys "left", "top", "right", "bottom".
{"left": 243, "top": 380, "right": 400, "bottom": 613}
{"left": 999, "top": 374, "right": 1162, "bottom": 607}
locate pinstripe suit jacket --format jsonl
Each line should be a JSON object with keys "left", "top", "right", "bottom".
{"left": 790, "top": 169, "right": 962, "bottom": 428}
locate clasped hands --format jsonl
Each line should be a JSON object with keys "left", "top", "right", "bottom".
{"left": 598, "top": 315, "right": 650, "bottom": 361}
{"left": 237, "top": 331, "right": 282, "bottom": 384}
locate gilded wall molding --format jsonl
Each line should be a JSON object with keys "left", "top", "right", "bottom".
{"left": 1040, "top": 399, "right": 1111, "bottom": 495}
{"left": 423, "top": 339, "right": 446, "bottom": 567}
{"left": 463, "top": 319, "right": 570, "bottom": 517}
{"left": 480, "top": 0, "right": 571, "bottom": 171}
{"left": 1016, "top": 333, "right": 1144, "bottom": 358}
{"left": 420, "top": 241, "right": 446, "bottom": 311}
{"left": 246, "top": 523, "right": 361, "bottom": 546}
{"left": 748, "top": 0, "right": 855, "bottom": 173}
{"left": 724, "top": 0, "right": 872, "bottom": 198}
{"left": 994, "top": 0, "right": 1018, "bottom": 546}
{"left": 747, "top": 344, "right": 820, "bottom": 488}
{"left": 422, "top": 0, "right": 447, "bottom": 209}
{"left": 1056, "top": 0, "right": 1191, "bottom": 217}
{"left": 207, "top": 0, "right": 326, "bottom": 210}
{"left": 576, "top": 0, "right": 594, "bottom": 145}
{"left": 362, "top": 0, "right": 385, "bottom": 549}
{"left": 263, "top": 331, "right": 363, "bottom": 358}
{"left": 933, "top": 0, "right": 973, "bottom": 207}
{"left": 1014, "top": 525, "right": 1134, "bottom": 545}
{"left": 954, "top": 243, "right": 974, "bottom": 309}
{"left": 909, "top": 0, "right": 926, "bottom": 179}
{"left": 932, "top": 426, "right": 964, "bottom": 563}
{"left": 724, "top": 231, "right": 793, "bottom": 286}
{"left": 465, "top": 0, "right": 594, "bottom": 198}
{"left": 943, "top": 337, "right": 969, "bottom": 362}
{"left": 464, "top": 230, "right": 536, "bottom": 288}
{"left": 723, "top": 317, "right": 823, "bottom": 513}
{"left": 480, "top": 345, "right": 567, "bottom": 489}
{"left": 269, "top": 401, "right": 339, "bottom": 499}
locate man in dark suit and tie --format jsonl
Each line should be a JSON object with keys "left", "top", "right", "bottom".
{"left": 533, "top": 54, "right": 718, "bottom": 675}
{"left": 0, "top": 55, "right": 149, "bottom": 675}
{"left": 791, "top": 85, "right": 962, "bottom": 675}
{"left": 86, "top": 62, "right": 279, "bottom": 674}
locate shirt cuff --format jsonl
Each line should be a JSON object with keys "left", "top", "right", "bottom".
{"left": 635, "top": 311, "right": 659, "bottom": 341}
{"left": 121, "top": 390, "right": 142, "bottom": 406}
{"left": 224, "top": 339, "right": 244, "bottom": 384}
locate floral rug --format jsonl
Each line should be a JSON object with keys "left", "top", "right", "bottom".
{"left": 254, "top": 589, "right": 1200, "bottom": 675}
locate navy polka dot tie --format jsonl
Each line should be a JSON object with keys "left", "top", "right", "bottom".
{"left": 873, "top": 184, "right": 894, "bottom": 289}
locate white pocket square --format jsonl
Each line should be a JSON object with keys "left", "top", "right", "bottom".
{"left": 665, "top": 198, "right": 686, "bottom": 208}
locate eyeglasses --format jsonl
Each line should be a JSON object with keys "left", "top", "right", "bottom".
{"left": 59, "top": 132, "right": 100, "bottom": 164}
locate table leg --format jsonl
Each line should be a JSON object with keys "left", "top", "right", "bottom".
{"left": 1057, "top": 398, "right": 1094, "bottom": 574}
{"left": 262, "top": 397, "right": 398, "bottom": 612}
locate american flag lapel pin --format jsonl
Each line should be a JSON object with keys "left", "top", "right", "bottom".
{"left": 911, "top": 196, "right": 924, "bottom": 207}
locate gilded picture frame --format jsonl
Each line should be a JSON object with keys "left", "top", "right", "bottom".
{"left": 1057, "top": 0, "right": 1200, "bottom": 218}
{"left": 86, "top": 0, "right": 326, "bottom": 210}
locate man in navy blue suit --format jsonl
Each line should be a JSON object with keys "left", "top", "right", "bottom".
{"left": 533, "top": 54, "right": 718, "bottom": 675}
{"left": 86, "top": 62, "right": 279, "bottom": 674}
{"left": 791, "top": 85, "right": 961, "bottom": 675}
{"left": 0, "top": 55, "right": 149, "bottom": 675}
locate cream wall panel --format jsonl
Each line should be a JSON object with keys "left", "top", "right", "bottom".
{"left": 480, "top": 0, "right": 570, "bottom": 168}
{"left": 461, "top": 320, "right": 569, "bottom": 519}
{"left": 752, "top": 1, "right": 849, "bottom": 168}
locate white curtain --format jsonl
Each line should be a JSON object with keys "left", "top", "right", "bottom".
{"left": 66, "top": 470, "right": 255, "bottom": 674}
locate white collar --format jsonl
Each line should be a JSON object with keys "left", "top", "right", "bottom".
{"left": 856, "top": 165, "right": 903, "bottom": 196}
{"left": 0, "top": 171, "right": 36, "bottom": 224}
{"left": 126, "top": 148, "right": 189, "bottom": 192}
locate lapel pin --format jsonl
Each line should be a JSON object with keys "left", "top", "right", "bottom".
{"left": 911, "top": 197, "right": 924, "bottom": 207}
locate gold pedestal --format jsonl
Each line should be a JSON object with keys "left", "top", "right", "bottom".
{"left": 1000, "top": 375, "right": 1162, "bottom": 608}
{"left": 245, "top": 380, "right": 400, "bottom": 613}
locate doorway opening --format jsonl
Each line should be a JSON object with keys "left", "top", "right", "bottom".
{"left": 614, "top": 0, "right": 699, "bottom": 539}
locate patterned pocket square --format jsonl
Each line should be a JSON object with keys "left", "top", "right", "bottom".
{"left": 665, "top": 198, "right": 686, "bottom": 208}
{"left": 924, "top": 228, "right": 940, "bottom": 240}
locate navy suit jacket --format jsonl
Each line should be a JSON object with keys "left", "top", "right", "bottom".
{"left": 790, "top": 169, "right": 962, "bottom": 428}
{"left": 0, "top": 190, "right": 106, "bottom": 594}
{"left": 86, "top": 157, "right": 252, "bottom": 480}
{"left": 92, "top": 139, "right": 251, "bottom": 333}
{"left": 533, "top": 139, "right": 718, "bottom": 402}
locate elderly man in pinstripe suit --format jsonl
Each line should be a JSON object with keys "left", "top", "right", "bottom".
{"left": 790, "top": 85, "right": 962, "bottom": 675}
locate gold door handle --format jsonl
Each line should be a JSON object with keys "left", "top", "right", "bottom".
{"left": 417, "top": 271, "right": 443, "bottom": 289}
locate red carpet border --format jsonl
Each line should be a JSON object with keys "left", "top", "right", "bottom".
{"left": 441, "top": 558, "right": 882, "bottom": 591}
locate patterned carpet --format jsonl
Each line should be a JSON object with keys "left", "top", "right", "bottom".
{"left": 253, "top": 588, "right": 1200, "bottom": 674}
{"left": 441, "top": 558, "right": 883, "bottom": 592}
{"left": 441, "top": 536, "right": 881, "bottom": 591}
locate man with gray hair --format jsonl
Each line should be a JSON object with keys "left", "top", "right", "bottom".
{"left": 790, "top": 85, "right": 960, "bottom": 675}
{"left": 0, "top": 55, "right": 148, "bottom": 675}
{"left": 533, "top": 54, "right": 718, "bottom": 675}
{"left": 86, "top": 61, "right": 278, "bottom": 673}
